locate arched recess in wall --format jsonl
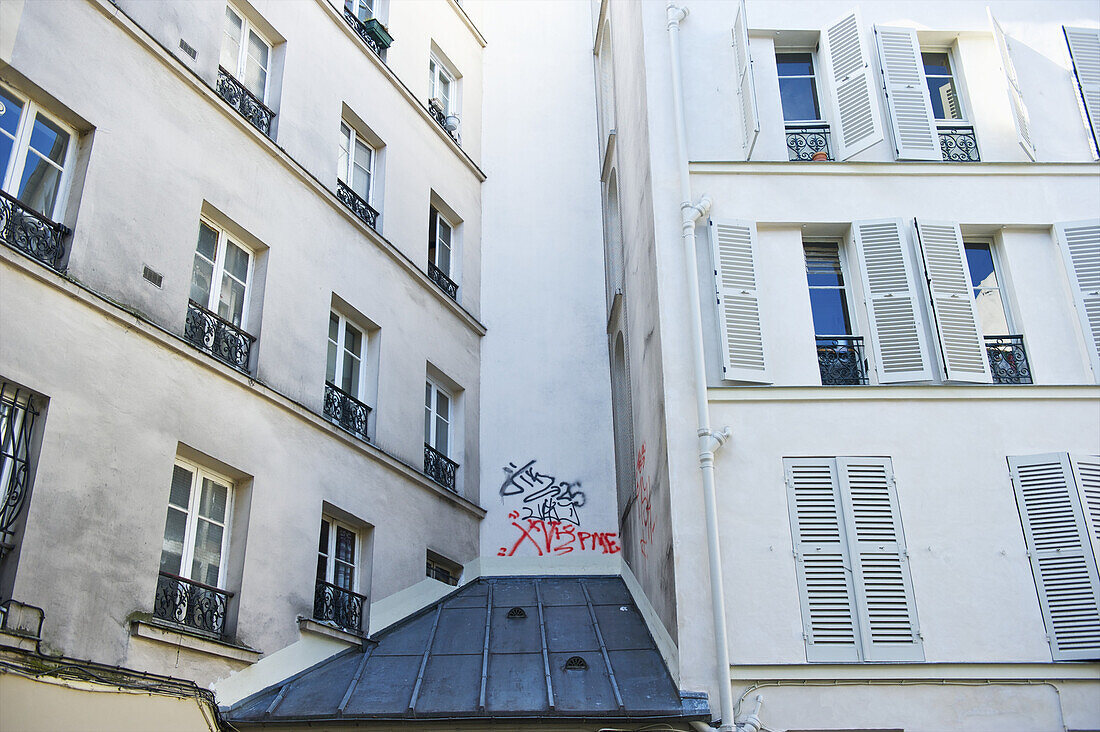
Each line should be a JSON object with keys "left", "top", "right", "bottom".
{"left": 610, "top": 330, "right": 635, "bottom": 524}
{"left": 604, "top": 169, "right": 624, "bottom": 300}
{"left": 598, "top": 19, "right": 616, "bottom": 144}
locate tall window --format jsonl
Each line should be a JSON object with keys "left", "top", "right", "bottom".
{"left": 190, "top": 219, "right": 253, "bottom": 329}
{"left": 0, "top": 85, "right": 73, "bottom": 220}
{"left": 963, "top": 243, "right": 1010, "bottom": 336}
{"left": 776, "top": 52, "right": 822, "bottom": 122}
{"left": 221, "top": 5, "right": 271, "bottom": 102}
{"left": 327, "top": 312, "right": 365, "bottom": 399}
{"left": 424, "top": 379, "right": 451, "bottom": 457}
{"left": 428, "top": 207, "right": 453, "bottom": 278}
{"left": 0, "top": 382, "right": 40, "bottom": 567}
{"left": 921, "top": 51, "right": 963, "bottom": 122}
{"left": 317, "top": 517, "right": 358, "bottom": 592}
{"left": 160, "top": 461, "right": 233, "bottom": 588}
{"left": 804, "top": 242, "right": 866, "bottom": 385}
{"left": 338, "top": 122, "right": 374, "bottom": 205}
{"left": 428, "top": 56, "right": 454, "bottom": 114}
{"left": 344, "top": 0, "right": 374, "bottom": 22}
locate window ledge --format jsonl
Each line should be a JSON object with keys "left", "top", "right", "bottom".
{"left": 297, "top": 617, "right": 365, "bottom": 645}
{"left": 130, "top": 619, "right": 261, "bottom": 663}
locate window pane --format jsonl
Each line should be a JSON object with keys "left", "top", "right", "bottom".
{"left": 921, "top": 52, "right": 951, "bottom": 76}
{"left": 335, "top": 526, "right": 355, "bottom": 564}
{"left": 344, "top": 323, "right": 362, "bottom": 358}
{"left": 808, "top": 288, "right": 853, "bottom": 336}
{"left": 964, "top": 245, "right": 996, "bottom": 289}
{"left": 327, "top": 341, "right": 339, "bottom": 386}
{"left": 776, "top": 53, "right": 814, "bottom": 76}
{"left": 439, "top": 77, "right": 451, "bottom": 110}
{"left": 926, "top": 76, "right": 960, "bottom": 120}
{"left": 342, "top": 353, "right": 360, "bottom": 395}
{"left": 223, "top": 241, "right": 250, "bottom": 283}
{"left": 436, "top": 391, "right": 449, "bottom": 421}
{"left": 198, "top": 478, "right": 228, "bottom": 523}
{"left": 333, "top": 560, "right": 353, "bottom": 590}
{"left": 218, "top": 276, "right": 247, "bottom": 327}
{"left": 778, "top": 77, "right": 820, "bottom": 121}
{"left": 169, "top": 465, "right": 194, "bottom": 509}
{"left": 16, "top": 151, "right": 63, "bottom": 217}
{"left": 435, "top": 415, "right": 448, "bottom": 454}
{"left": 247, "top": 30, "right": 269, "bottom": 70}
{"left": 352, "top": 163, "right": 370, "bottom": 201}
{"left": 191, "top": 518, "right": 224, "bottom": 586}
{"left": 221, "top": 7, "right": 243, "bottom": 72}
{"left": 28, "top": 113, "right": 69, "bottom": 165}
{"left": 805, "top": 245, "right": 844, "bottom": 288}
{"left": 317, "top": 555, "right": 328, "bottom": 582}
{"left": 424, "top": 383, "right": 433, "bottom": 443}
{"left": 0, "top": 88, "right": 24, "bottom": 138}
{"left": 975, "top": 288, "right": 1010, "bottom": 335}
{"left": 243, "top": 57, "right": 267, "bottom": 102}
{"left": 318, "top": 519, "right": 330, "bottom": 555}
{"left": 190, "top": 254, "right": 215, "bottom": 307}
{"left": 159, "top": 506, "right": 188, "bottom": 575}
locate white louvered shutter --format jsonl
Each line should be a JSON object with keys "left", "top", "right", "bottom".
{"left": 1009, "top": 454, "right": 1100, "bottom": 661}
{"left": 821, "top": 10, "right": 884, "bottom": 160}
{"left": 990, "top": 11, "right": 1036, "bottom": 160}
{"left": 874, "top": 26, "right": 940, "bottom": 161}
{"left": 837, "top": 458, "right": 924, "bottom": 662}
{"left": 731, "top": 0, "right": 759, "bottom": 160}
{"left": 785, "top": 458, "right": 861, "bottom": 662}
{"left": 1065, "top": 27, "right": 1100, "bottom": 157}
{"left": 852, "top": 219, "right": 933, "bottom": 383}
{"left": 710, "top": 219, "right": 769, "bottom": 383}
{"left": 1071, "top": 455, "right": 1100, "bottom": 557}
{"left": 1053, "top": 220, "right": 1100, "bottom": 382}
{"left": 914, "top": 219, "right": 992, "bottom": 383}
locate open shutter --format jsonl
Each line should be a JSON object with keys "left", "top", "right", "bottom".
{"left": 731, "top": 0, "right": 759, "bottom": 159}
{"left": 710, "top": 219, "right": 769, "bottom": 383}
{"left": 914, "top": 219, "right": 992, "bottom": 383}
{"left": 852, "top": 219, "right": 933, "bottom": 383}
{"left": 1053, "top": 220, "right": 1100, "bottom": 382}
{"left": 1064, "top": 26, "right": 1100, "bottom": 157}
{"left": 821, "top": 10, "right": 884, "bottom": 160}
{"left": 785, "top": 458, "right": 861, "bottom": 662}
{"left": 990, "top": 11, "right": 1036, "bottom": 160}
{"left": 874, "top": 26, "right": 940, "bottom": 160}
{"left": 837, "top": 458, "right": 924, "bottom": 662}
{"left": 1009, "top": 454, "right": 1100, "bottom": 661}
{"left": 1071, "top": 455, "right": 1100, "bottom": 556}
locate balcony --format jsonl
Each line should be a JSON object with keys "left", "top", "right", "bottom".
{"left": 428, "top": 99, "right": 460, "bottom": 144}
{"left": 336, "top": 180, "right": 380, "bottom": 231}
{"left": 324, "top": 382, "right": 371, "bottom": 441}
{"left": 153, "top": 572, "right": 232, "bottom": 638}
{"left": 424, "top": 444, "right": 458, "bottom": 492}
{"left": 427, "top": 262, "right": 459, "bottom": 300}
{"left": 341, "top": 4, "right": 393, "bottom": 57}
{"left": 786, "top": 123, "right": 833, "bottom": 161}
{"left": 816, "top": 336, "right": 868, "bottom": 385}
{"left": 216, "top": 67, "right": 275, "bottom": 137}
{"left": 314, "top": 580, "right": 367, "bottom": 635}
{"left": 985, "top": 335, "right": 1032, "bottom": 384}
{"left": 938, "top": 124, "right": 980, "bottom": 162}
{"left": 184, "top": 300, "right": 256, "bottom": 373}
{"left": 0, "top": 189, "right": 70, "bottom": 271}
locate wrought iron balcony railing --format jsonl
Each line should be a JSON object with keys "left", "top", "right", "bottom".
{"left": 816, "top": 336, "right": 869, "bottom": 385}
{"left": 324, "top": 382, "right": 371, "bottom": 440}
{"left": 0, "top": 189, "right": 70, "bottom": 271}
{"left": 0, "top": 383, "right": 38, "bottom": 564}
{"left": 938, "top": 124, "right": 980, "bottom": 162}
{"left": 153, "top": 571, "right": 232, "bottom": 638}
{"left": 184, "top": 300, "right": 256, "bottom": 373}
{"left": 786, "top": 123, "right": 833, "bottom": 161}
{"left": 341, "top": 4, "right": 393, "bottom": 56}
{"left": 424, "top": 444, "right": 459, "bottom": 492}
{"left": 427, "top": 99, "right": 460, "bottom": 143}
{"left": 985, "top": 335, "right": 1032, "bottom": 384}
{"left": 336, "top": 180, "right": 380, "bottom": 231}
{"left": 427, "top": 262, "right": 458, "bottom": 301}
{"left": 216, "top": 67, "right": 276, "bottom": 137}
{"left": 314, "top": 580, "right": 367, "bottom": 635}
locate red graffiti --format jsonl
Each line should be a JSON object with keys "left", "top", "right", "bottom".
{"left": 636, "top": 445, "right": 654, "bottom": 558}
{"left": 497, "top": 512, "right": 621, "bottom": 557}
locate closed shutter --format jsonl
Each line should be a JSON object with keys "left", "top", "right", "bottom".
{"left": 852, "top": 219, "right": 933, "bottom": 383}
{"left": 914, "top": 219, "right": 992, "bottom": 383}
{"left": 873, "top": 26, "right": 940, "bottom": 161}
{"left": 1053, "top": 220, "right": 1100, "bottom": 382}
{"left": 990, "top": 11, "right": 1036, "bottom": 160}
{"left": 710, "top": 219, "right": 769, "bottom": 383}
{"left": 785, "top": 458, "right": 860, "bottom": 662}
{"left": 731, "top": 0, "right": 759, "bottom": 160}
{"left": 1009, "top": 454, "right": 1100, "bottom": 661}
{"left": 821, "top": 10, "right": 884, "bottom": 160}
{"left": 1065, "top": 26, "right": 1100, "bottom": 157}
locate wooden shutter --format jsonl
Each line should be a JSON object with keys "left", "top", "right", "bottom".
{"left": 852, "top": 219, "right": 933, "bottom": 383}
{"left": 1065, "top": 26, "right": 1100, "bottom": 157}
{"left": 1053, "top": 220, "right": 1100, "bottom": 382}
{"left": 1071, "top": 455, "right": 1100, "bottom": 555}
{"left": 710, "top": 219, "right": 769, "bottom": 383}
{"left": 731, "top": 0, "right": 759, "bottom": 160}
{"left": 914, "top": 219, "right": 992, "bottom": 383}
{"left": 821, "top": 10, "right": 884, "bottom": 160}
{"left": 785, "top": 458, "right": 861, "bottom": 662}
{"left": 990, "top": 11, "right": 1036, "bottom": 160}
{"left": 1009, "top": 454, "right": 1100, "bottom": 661}
{"left": 873, "top": 26, "right": 940, "bottom": 161}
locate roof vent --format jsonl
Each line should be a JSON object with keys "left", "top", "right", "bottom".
{"left": 506, "top": 607, "right": 526, "bottom": 619}
{"left": 564, "top": 656, "right": 588, "bottom": 671}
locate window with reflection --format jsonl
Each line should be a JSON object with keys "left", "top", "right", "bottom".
{"left": 776, "top": 52, "right": 822, "bottom": 122}
{"left": 221, "top": 5, "right": 271, "bottom": 102}
{"left": 922, "top": 51, "right": 963, "bottom": 121}
{"left": 964, "top": 243, "right": 1011, "bottom": 335}
{"left": 317, "top": 517, "right": 358, "bottom": 592}
{"left": 327, "top": 312, "right": 365, "bottom": 400}
{"left": 160, "top": 460, "right": 233, "bottom": 589}
{"left": 190, "top": 219, "right": 253, "bottom": 329}
{"left": 0, "top": 85, "right": 74, "bottom": 220}
{"left": 804, "top": 243, "right": 853, "bottom": 336}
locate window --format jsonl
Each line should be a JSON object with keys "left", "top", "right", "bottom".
{"left": 0, "top": 84, "right": 74, "bottom": 221}
{"left": 338, "top": 121, "right": 374, "bottom": 206}
{"left": 424, "top": 379, "right": 451, "bottom": 458}
{"left": 964, "top": 242, "right": 1030, "bottom": 384}
{"left": 426, "top": 550, "right": 460, "bottom": 586}
{"left": 922, "top": 51, "right": 963, "bottom": 122}
{"left": 784, "top": 457, "right": 923, "bottom": 662}
{"left": 221, "top": 4, "right": 271, "bottom": 102}
{"left": 345, "top": 0, "right": 374, "bottom": 23}
{"left": 427, "top": 206, "right": 458, "bottom": 299}
{"left": 0, "top": 382, "right": 41, "bottom": 574}
{"left": 160, "top": 460, "right": 233, "bottom": 589}
{"left": 428, "top": 56, "right": 454, "bottom": 115}
{"left": 189, "top": 219, "right": 253, "bottom": 330}
{"left": 804, "top": 243, "right": 866, "bottom": 385}
{"left": 777, "top": 52, "right": 832, "bottom": 161}
{"left": 327, "top": 312, "right": 365, "bottom": 401}
{"left": 314, "top": 516, "right": 367, "bottom": 634}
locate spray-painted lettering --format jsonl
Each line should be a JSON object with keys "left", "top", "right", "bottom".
{"left": 497, "top": 512, "right": 621, "bottom": 557}
{"left": 499, "top": 459, "right": 587, "bottom": 526}
{"left": 636, "top": 444, "right": 654, "bottom": 558}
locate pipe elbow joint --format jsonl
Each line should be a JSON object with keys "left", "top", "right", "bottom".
{"left": 666, "top": 2, "right": 688, "bottom": 28}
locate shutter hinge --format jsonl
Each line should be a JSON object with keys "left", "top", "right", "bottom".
{"left": 802, "top": 632, "right": 809, "bottom": 640}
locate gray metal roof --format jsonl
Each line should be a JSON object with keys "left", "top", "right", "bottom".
{"left": 224, "top": 576, "right": 710, "bottom": 725}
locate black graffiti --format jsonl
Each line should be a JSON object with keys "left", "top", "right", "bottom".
{"left": 499, "top": 459, "right": 587, "bottom": 526}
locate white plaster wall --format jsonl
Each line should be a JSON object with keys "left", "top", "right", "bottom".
{"left": 477, "top": 0, "right": 618, "bottom": 559}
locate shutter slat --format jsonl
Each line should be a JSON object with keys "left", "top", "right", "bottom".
{"left": 711, "top": 220, "right": 770, "bottom": 382}
{"left": 1065, "top": 26, "right": 1100, "bottom": 157}
{"left": 731, "top": 0, "right": 759, "bottom": 160}
{"left": 874, "top": 26, "right": 940, "bottom": 161}
{"left": 822, "top": 10, "right": 884, "bottom": 160}
{"left": 1053, "top": 220, "right": 1100, "bottom": 382}
{"left": 990, "top": 11, "right": 1036, "bottom": 160}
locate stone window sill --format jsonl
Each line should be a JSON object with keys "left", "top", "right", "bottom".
{"left": 130, "top": 619, "right": 261, "bottom": 663}
{"left": 297, "top": 617, "right": 365, "bottom": 645}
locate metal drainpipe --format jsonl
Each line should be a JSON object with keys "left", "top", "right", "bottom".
{"left": 666, "top": 3, "right": 736, "bottom": 731}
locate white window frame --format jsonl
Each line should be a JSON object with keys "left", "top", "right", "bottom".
{"left": 191, "top": 217, "right": 255, "bottom": 331}
{"left": 429, "top": 54, "right": 456, "bottom": 115}
{"left": 222, "top": 4, "right": 272, "bottom": 103}
{"left": 345, "top": 0, "right": 374, "bottom": 23}
{"left": 429, "top": 207, "right": 454, "bottom": 276}
{"left": 962, "top": 239, "right": 1017, "bottom": 336}
{"left": 338, "top": 121, "right": 376, "bottom": 205}
{"left": 424, "top": 378, "right": 452, "bottom": 457}
{"left": 775, "top": 48, "right": 827, "bottom": 124}
{"left": 0, "top": 84, "right": 77, "bottom": 221}
{"left": 162, "top": 458, "right": 234, "bottom": 589}
{"left": 921, "top": 45, "right": 969, "bottom": 125}
{"left": 317, "top": 516, "right": 360, "bottom": 592}
{"left": 327, "top": 310, "right": 367, "bottom": 400}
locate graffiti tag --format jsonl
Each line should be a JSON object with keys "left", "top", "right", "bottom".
{"left": 497, "top": 512, "right": 621, "bottom": 557}
{"left": 636, "top": 445, "right": 654, "bottom": 558}
{"left": 499, "top": 459, "right": 587, "bottom": 526}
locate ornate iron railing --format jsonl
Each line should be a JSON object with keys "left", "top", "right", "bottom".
{"left": 985, "top": 335, "right": 1032, "bottom": 384}
{"left": 153, "top": 572, "right": 232, "bottom": 637}
{"left": 184, "top": 300, "right": 255, "bottom": 373}
{"left": 816, "top": 336, "right": 868, "bottom": 385}
{"left": 786, "top": 123, "right": 833, "bottom": 161}
{"left": 0, "top": 189, "right": 70, "bottom": 271}
{"left": 424, "top": 444, "right": 458, "bottom": 492}
{"left": 341, "top": 4, "right": 393, "bottom": 56}
{"left": 938, "top": 124, "right": 980, "bottom": 162}
{"left": 427, "top": 262, "right": 458, "bottom": 300}
{"left": 0, "top": 384, "right": 38, "bottom": 564}
{"left": 324, "top": 382, "right": 371, "bottom": 440}
{"left": 216, "top": 67, "right": 275, "bottom": 137}
{"left": 314, "top": 580, "right": 367, "bottom": 634}
{"left": 428, "top": 98, "right": 449, "bottom": 130}
{"left": 336, "top": 180, "right": 380, "bottom": 231}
